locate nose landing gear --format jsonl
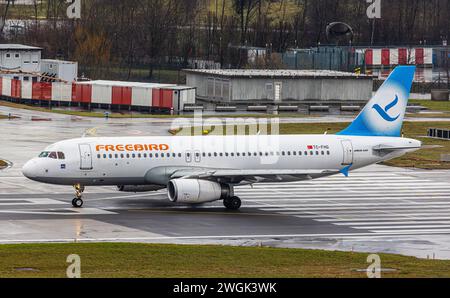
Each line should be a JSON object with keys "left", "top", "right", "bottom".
{"left": 72, "top": 184, "right": 85, "bottom": 208}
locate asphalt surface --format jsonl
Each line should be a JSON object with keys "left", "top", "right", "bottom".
{"left": 1, "top": 105, "right": 450, "bottom": 259}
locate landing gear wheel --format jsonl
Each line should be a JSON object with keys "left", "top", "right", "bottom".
{"left": 224, "top": 196, "right": 241, "bottom": 210}
{"left": 72, "top": 198, "right": 83, "bottom": 208}
{"left": 72, "top": 184, "right": 85, "bottom": 208}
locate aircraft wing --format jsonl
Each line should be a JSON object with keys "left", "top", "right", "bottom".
{"left": 169, "top": 168, "right": 339, "bottom": 184}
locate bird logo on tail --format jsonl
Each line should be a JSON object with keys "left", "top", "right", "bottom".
{"left": 372, "top": 95, "right": 400, "bottom": 122}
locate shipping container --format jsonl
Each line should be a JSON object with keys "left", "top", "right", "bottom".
{"left": 415, "top": 48, "right": 424, "bottom": 65}
{"left": 389, "top": 49, "right": 399, "bottom": 65}
{"left": 2, "top": 77, "right": 11, "bottom": 97}
{"left": 365, "top": 49, "right": 373, "bottom": 65}
{"left": 11, "top": 79, "right": 21, "bottom": 98}
{"left": 381, "top": 48, "right": 390, "bottom": 66}
{"left": 131, "top": 86, "right": 153, "bottom": 107}
{"left": 424, "top": 48, "right": 433, "bottom": 65}
{"left": 21, "top": 81, "right": 33, "bottom": 99}
{"left": 408, "top": 49, "right": 416, "bottom": 64}
{"left": 72, "top": 83, "right": 92, "bottom": 103}
{"left": 372, "top": 49, "right": 382, "bottom": 65}
{"left": 169, "top": 87, "right": 196, "bottom": 111}
{"left": 91, "top": 84, "right": 112, "bottom": 104}
{"left": 52, "top": 82, "right": 72, "bottom": 102}
{"left": 152, "top": 88, "right": 162, "bottom": 107}
{"left": 398, "top": 48, "right": 407, "bottom": 64}
{"left": 32, "top": 82, "right": 52, "bottom": 101}
{"left": 112, "top": 86, "right": 132, "bottom": 105}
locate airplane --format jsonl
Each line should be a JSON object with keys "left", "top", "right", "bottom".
{"left": 22, "top": 66, "right": 422, "bottom": 210}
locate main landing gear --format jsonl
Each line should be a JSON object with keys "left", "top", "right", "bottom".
{"left": 72, "top": 184, "right": 85, "bottom": 208}
{"left": 223, "top": 196, "right": 241, "bottom": 211}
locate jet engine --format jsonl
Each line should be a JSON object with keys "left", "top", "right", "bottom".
{"left": 117, "top": 185, "right": 165, "bottom": 192}
{"left": 168, "top": 179, "right": 232, "bottom": 204}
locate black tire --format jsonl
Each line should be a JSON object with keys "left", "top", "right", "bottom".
{"left": 224, "top": 196, "right": 241, "bottom": 210}
{"left": 72, "top": 198, "right": 83, "bottom": 208}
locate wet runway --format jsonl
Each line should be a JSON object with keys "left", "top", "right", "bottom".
{"left": 1, "top": 166, "right": 450, "bottom": 259}
{"left": 1, "top": 105, "right": 450, "bottom": 259}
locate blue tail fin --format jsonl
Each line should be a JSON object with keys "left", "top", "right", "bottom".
{"left": 337, "top": 66, "right": 416, "bottom": 137}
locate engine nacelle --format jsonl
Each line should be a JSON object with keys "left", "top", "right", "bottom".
{"left": 117, "top": 185, "right": 165, "bottom": 192}
{"left": 168, "top": 179, "right": 231, "bottom": 204}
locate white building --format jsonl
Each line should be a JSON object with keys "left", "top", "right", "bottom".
{"left": 41, "top": 59, "right": 78, "bottom": 83}
{"left": 0, "top": 44, "right": 42, "bottom": 81}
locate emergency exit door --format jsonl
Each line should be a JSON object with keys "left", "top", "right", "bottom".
{"left": 79, "top": 144, "right": 93, "bottom": 170}
{"left": 341, "top": 140, "right": 354, "bottom": 165}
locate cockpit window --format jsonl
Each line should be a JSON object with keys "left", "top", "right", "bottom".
{"left": 39, "top": 151, "right": 65, "bottom": 159}
{"left": 39, "top": 151, "right": 50, "bottom": 158}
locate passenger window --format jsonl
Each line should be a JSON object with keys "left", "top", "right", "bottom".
{"left": 299, "top": 151, "right": 302, "bottom": 156}
{"left": 97, "top": 154, "right": 101, "bottom": 159}
{"left": 327, "top": 151, "right": 330, "bottom": 155}
{"left": 115, "top": 154, "right": 119, "bottom": 158}
{"left": 103, "top": 154, "right": 107, "bottom": 159}
{"left": 172, "top": 153, "right": 176, "bottom": 158}
{"left": 214, "top": 153, "right": 217, "bottom": 157}
{"left": 316, "top": 151, "right": 319, "bottom": 155}
{"left": 121, "top": 154, "right": 124, "bottom": 159}
{"left": 155, "top": 153, "right": 159, "bottom": 158}
{"left": 109, "top": 154, "right": 113, "bottom": 159}
{"left": 143, "top": 153, "right": 147, "bottom": 158}
{"left": 178, "top": 153, "right": 182, "bottom": 158}
{"left": 304, "top": 151, "right": 308, "bottom": 156}
{"left": 57, "top": 152, "right": 65, "bottom": 160}
{"left": 236, "top": 153, "right": 240, "bottom": 157}
{"left": 126, "top": 154, "right": 130, "bottom": 158}
{"left": 321, "top": 151, "right": 325, "bottom": 155}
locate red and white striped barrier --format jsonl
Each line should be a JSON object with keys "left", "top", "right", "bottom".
{"left": 365, "top": 48, "right": 433, "bottom": 67}
{"left": 0, "top": 78, "right": 196, "bottom": 110}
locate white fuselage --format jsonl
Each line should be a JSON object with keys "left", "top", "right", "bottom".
{"left": 22, "top": 134, "right": 421, "bottom": 186}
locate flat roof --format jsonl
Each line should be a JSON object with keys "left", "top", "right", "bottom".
{"left": 77, "top": 80, "right": 177, "bottom": 88}
{"left": 41, "top": 59, "right": 77, "bottom": 64}
{"left": 0, "top": 44, "right": 42, "bottom": 51}
{"left": 184, "top": 69, "right": 370, "bottom": 79}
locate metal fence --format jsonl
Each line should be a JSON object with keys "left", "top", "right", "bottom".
{"left": 428, "top": 128, "right": 450, "bottom": 140}
{"left": 282, "top": 47, "right": 365, "bottom": 72}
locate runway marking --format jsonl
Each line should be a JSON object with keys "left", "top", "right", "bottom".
{"left": 0, "top": 198, "right": 65, "bottom": 205}
{"left": 0, "top": 208, "right": 116, "bottom": 215}
{"left": 2, "top": 230, "right": 450, "bottom": 244}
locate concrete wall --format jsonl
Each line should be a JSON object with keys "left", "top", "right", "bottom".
{"left": 187, "top": 72, "right": 373, "bottom": 102}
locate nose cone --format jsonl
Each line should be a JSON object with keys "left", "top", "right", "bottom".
{"left": 22, "top": 159, "right": 38, "bottom": 179}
